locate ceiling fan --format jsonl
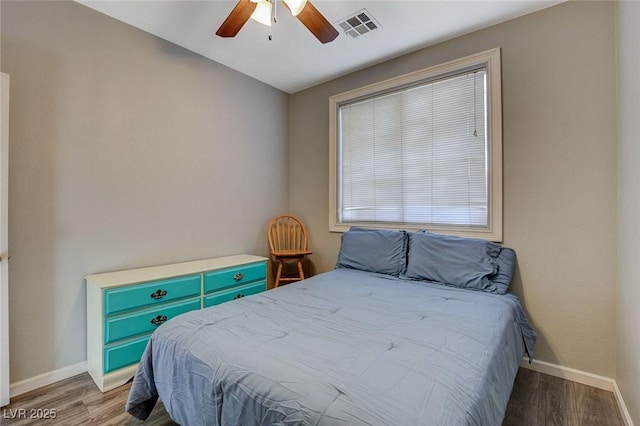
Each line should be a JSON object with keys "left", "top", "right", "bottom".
{"left": 216, "top": 0, "right": 339, "bottom": 44}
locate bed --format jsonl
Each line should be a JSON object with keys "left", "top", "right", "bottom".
{"left": 126, "top": 229, "right": 536, "bottom": 425}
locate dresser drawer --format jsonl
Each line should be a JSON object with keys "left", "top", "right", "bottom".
{"left": 104, "top": 274, "right": 201, "bottom": 316}
{"left": 104, "top": 298, "right": 200, "bottom": 344}
{"left": 203, "top": 281, "right": 266, "bottom": 308}
{"left": 203, "top": 262, "right": 266, "bottom": 294}
{"left": 87, "top": 254, "right": 268, "bottom": 392}
{"left": 103, "top": 335, "right": 150, "bottom": 374}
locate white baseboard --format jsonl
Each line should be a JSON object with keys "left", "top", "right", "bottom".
{"left": 521, "top": 358, "right": 634, "bottom": 426}
{"left": 613, "top": 380, "right": 636, "bottom": 426}
{"left": 10, "top": 361, "right": 87, "bottom": 398}
{"left": 520, "top": 358, "right": 615, "bottom": 391}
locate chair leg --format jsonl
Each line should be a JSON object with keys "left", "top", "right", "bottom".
{"left": 275, "top": 262, "right": 283, "bottom": 288}
{"left": 297, "top": 260, "right": 305, "bottom": 281}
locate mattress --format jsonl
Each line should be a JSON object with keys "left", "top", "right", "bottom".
{"left": 126, "top": 268, "right": 535, "bottom": 425}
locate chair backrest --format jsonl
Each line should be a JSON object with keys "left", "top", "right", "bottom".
{"left": 268, "top": 214, "right": 308, "bottom": 253}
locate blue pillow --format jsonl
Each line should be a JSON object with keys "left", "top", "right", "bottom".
{"left": 489, "top": 247, "right": 517, "bottom": 294}
{"left": 335, "top": 227, "right": 407, "bottom": 276}
{"left": 404, "top": 232, "right": 502, "bottom": 292}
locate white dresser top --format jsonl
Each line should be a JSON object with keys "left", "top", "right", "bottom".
{"left": 86, "top": 254, "right": 268, "bottom": 289}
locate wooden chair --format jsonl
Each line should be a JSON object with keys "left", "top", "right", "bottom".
{"left": 268, "top": 214, "right": 312, "bottom": 288}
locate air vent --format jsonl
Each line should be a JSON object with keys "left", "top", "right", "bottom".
{"left": 335, "top": 9, "right": 381, "bottom": 39}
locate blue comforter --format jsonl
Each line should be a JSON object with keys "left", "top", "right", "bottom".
{"left": 126, "top": 269, "right": 535, "bottom": 425}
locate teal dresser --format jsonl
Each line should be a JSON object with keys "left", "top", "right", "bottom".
{"left": 86, "top": 254, "right": 267, "bottom": 392}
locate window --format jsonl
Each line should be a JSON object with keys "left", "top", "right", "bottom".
{"left": 329, "top": 49, "right": 502, "bottom": 241}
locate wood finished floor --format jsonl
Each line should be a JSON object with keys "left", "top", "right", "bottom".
{"left": 0, "top": 368, "right": 624, "bottom": 425}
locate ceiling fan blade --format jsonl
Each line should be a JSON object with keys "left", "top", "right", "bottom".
{"left": 216, "top": 0, "right": 257, "bottom": 38}
{"left": 294, "top": 1, "right": 339, "bottom": 44}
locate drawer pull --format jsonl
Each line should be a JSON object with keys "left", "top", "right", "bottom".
{"left": 233, "top": 272, "right": 244, "bottom": 281}
{"left": 150, "top": 315, "right": 168, "bottom": 326}
{"left": 233, "top": 294, "right": 245, "bottom": 300}
{"left": 150, "top": 289, "right": 167, "bottom": 300}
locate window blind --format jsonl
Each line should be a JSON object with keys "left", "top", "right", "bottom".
{"left": 338, "top": 69, "right": 488, "bottom": 228}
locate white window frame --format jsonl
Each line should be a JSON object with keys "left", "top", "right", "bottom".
{"left": 329, "top": 48, "right": 503, "bottom": 241}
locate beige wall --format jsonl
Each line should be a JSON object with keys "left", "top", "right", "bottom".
{"left": 1, "top": 1, "right": 289, "bottom": 383}
{"left": 617, "top": 1, "right": 640, "bottom": 423}
{"left": 290, "top": 1, "right": 618, "bottom": 377}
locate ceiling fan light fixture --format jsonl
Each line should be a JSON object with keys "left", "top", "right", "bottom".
{"left": 216, "top": 0, "right": 338, "bottom": 44}
{"left": 283, "top": 0, "right": 307, "bottom": 16}
{"left": 250, "top": 0, "right": 272, "bottom": 26}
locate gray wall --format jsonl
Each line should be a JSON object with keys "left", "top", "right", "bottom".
{"left": 1, "top": 1, "right": 289, "bottom": 383}
{"left": 289, "top": 1, "right": 618, "bottom": 378}
{"left": 617, "top": 1, "right": 640, "bottom": 423}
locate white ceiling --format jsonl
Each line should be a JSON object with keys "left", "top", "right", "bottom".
{"left": 77, "top": 0, "right": 563, "bottom": 94}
